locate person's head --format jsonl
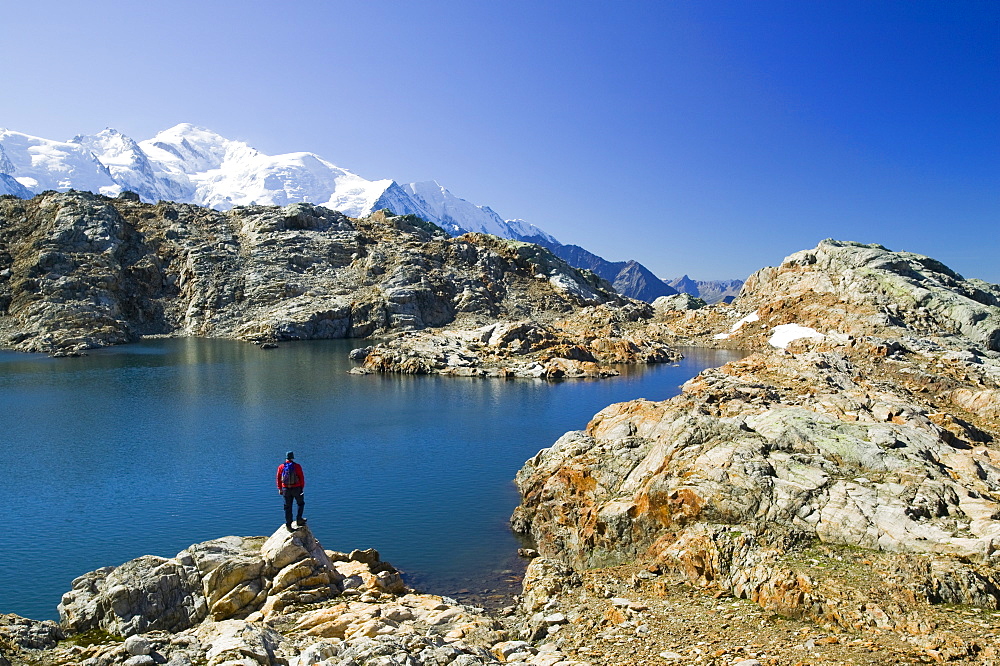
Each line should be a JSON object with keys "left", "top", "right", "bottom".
{"left": 286, "top": 451, "right": 294, "bottom": 461}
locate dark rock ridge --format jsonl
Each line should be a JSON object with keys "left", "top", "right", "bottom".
{"left": 527, "top": 238, "right": 679, "bottom": 302}
{"left": 512, "top": 239, "right": 1000, "bottom": 644}
{"left": 0, "top": 190, "right": 647, "bottom": 358}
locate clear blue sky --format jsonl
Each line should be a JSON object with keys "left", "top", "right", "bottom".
{"left": 3, "top": 1, "right": 998, "bottom": 282}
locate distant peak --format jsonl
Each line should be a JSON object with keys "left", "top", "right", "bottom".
{"left": 163, "top": 122, "right": 209, "bottom": 133}
{"left": 150, "top": 123, "right": 229, "bottom": 144}
{"left": 409, "top": 180, "right": 445, "bottom": 191}
{"left": 71, "top": 127, "right": 129, "bottom": 141}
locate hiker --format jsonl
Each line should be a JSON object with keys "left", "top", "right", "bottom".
{"left": 276, "top": 451, "right": 306, "bottom": 531}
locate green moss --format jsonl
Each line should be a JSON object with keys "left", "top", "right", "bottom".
{"left": 61, "top": 628, "right": 125, "bottom": 647}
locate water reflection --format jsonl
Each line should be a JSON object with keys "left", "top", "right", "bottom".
{"left": 0, "top": 339, "right": 746, "bottom": 620}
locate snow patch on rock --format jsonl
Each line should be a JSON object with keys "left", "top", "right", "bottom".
{"left": 714, "top": 311, "right": 760, "bottom": 339}
{"left": 768, "top": 323, "right": 825, "bottom": 348}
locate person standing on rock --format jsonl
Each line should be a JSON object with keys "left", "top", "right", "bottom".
{"left": 276, "top": 451, "right": 306, "bottom": 531}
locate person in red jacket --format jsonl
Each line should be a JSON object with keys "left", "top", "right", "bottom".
{"left": 276, "top": 451, "right": 306, "bottom": 531}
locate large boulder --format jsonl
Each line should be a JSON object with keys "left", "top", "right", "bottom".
{"left": 59, "top": 556, "right": 206, "bottom": 636}
{"left": 195, "top": 619, "right": 285, "bottom": 666}
{"left": 58, "top": 526, "right": 344, "bottom": 637}
{"left": 0, "top": 614, "right": 63, "bottom": 650}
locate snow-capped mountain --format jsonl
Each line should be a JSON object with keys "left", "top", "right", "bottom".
{"left": 70, "top": 128, "right": 188, "bottom": 203}
{"left": 399, "top": 181, "right": 556, "bottom": 242}
{"left": 0, "top": 123, "right": 552, "bottom": 243}
{"left": 0, "top": 129, "right": 121, "bottom": 197}
{"left": 1, "top": 123, "right": 729, "bottom": 302}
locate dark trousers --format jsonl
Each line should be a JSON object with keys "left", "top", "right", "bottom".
{"left": 283, "top": 487, "right": 304, "bottom": 525}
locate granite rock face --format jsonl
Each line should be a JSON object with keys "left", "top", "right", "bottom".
{"left": 513, "top": 240, "right": 1000, "bottom": 633}
{"left": 652, "top": 293, "right": 706, "bottom": 312}
{"left": 0, "top": 191, "right": 633, "bottom": 356}
{"left": 0, "top": 614, "right": 63, "bottom": 651}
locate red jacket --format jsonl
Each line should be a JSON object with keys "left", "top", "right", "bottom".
{"left": 276, "top": 461, "right": 305, "bottom": 491}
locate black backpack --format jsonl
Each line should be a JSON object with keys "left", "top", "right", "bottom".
{"left": 280, "top": 461, "right": 300, "bottom": 487}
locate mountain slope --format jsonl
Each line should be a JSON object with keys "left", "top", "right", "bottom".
{"left": 0, "top": 129, "right": 121, "bottom": 196}
{"left": 399, "top": 181, "right": 556, "bottom": 242}
{"left": 534, "top": 241, "right": 678, "bottom": 301}
{"left": 0, "top": 174, "right": 32, "bottom": 198}
{"left": 0, "top": 144, "right": 33, "bottom": 198}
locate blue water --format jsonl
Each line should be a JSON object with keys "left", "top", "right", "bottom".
{"left": 0, "top": 338, "right": 744, "bottom": 621}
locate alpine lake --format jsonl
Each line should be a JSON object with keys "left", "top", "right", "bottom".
{"left": 0, "top": 338, "right": 746, "bottom": 621}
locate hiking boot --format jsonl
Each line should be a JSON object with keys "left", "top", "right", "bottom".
{"left": 285, "top": 523, "right": 293, "bottom": 532}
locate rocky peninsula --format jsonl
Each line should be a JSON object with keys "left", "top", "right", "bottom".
{"left": 0, "top": 191, "right": 678, "bottom": 377}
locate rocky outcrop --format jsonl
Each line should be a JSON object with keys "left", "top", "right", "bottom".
{"left": 734, "top": 239, "right": 1000, "bottom": 351}
{"left": 652, "top": 293, "right": 706, "bottom": 312}
{"left": 652, "top": 240, "right": 1000, "bottom": 353}
{"left": 0, "top": 614, "right": 63, "bottom": 652}
{"left": 350, "top": 305, "right": 681, "bottom": 379}
{"left": 512, "top": 240, "right": 1000, "bottom": 636}
{"left": 58, "top": 527, "right": 349, "bottom": 636}
{"left": 0, "top": 191, "right": 636, "bottom": 355}
{"left": 4, "top": 526, "right": 530, "bottom": 666}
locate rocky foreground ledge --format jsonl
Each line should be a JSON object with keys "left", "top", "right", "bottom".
{"left": 4, "top": 528, "right": 999, "bottom": 666}
{"left": 0, "top": 525, "right": 593, "bottom": 666}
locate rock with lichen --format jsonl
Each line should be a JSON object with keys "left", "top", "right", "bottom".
{"left": 512, "top": 240, "right": 1000, "bottom": 634}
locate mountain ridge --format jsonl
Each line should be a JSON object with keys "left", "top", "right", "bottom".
{"left": 0, "top": 190, "right": 659, "bottom": 360}
{"left": 0, "top": 124, "right": 553, "bottom": 243}
{"left": 0, "top": 124, "right": 728, "bottom": 301}
{"left": 665, "top": 274, "right": 743, "bottom": 304}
